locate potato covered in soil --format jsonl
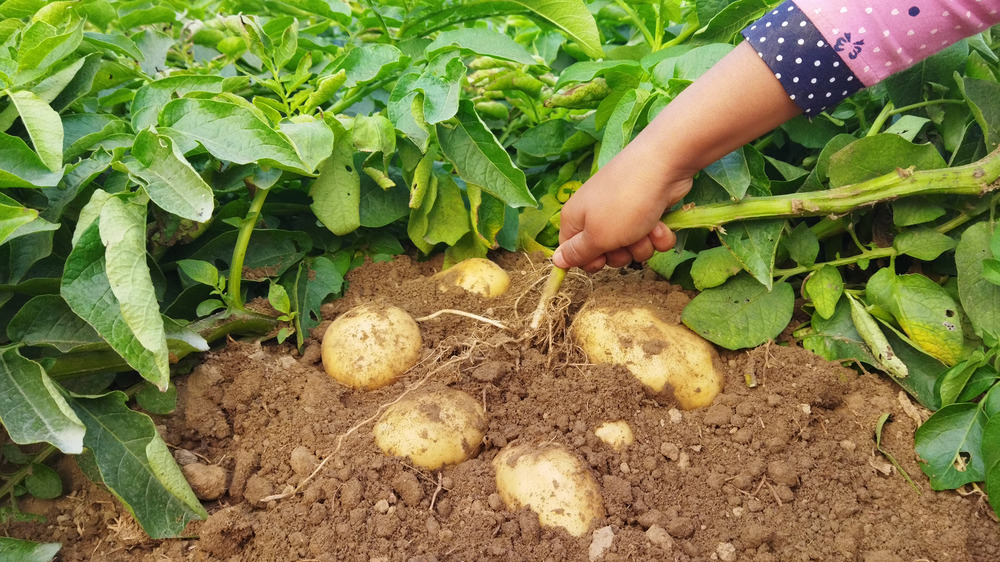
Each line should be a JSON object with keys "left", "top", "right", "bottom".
{"left": 594, "top": 421, "right": 634, "bottom": 451}
{"left": 493, "top": 442, "right": 605, "bottom": 537}
{"left": 373, "top": 385, "right": 487, "bottom": 470}
{"left": 571, "top": 306, "right": 724, "bottom": 410}
{"left": 433, "top": 257, "right": 510, "bottom": 297}
{"left": 321, "top": 303, "right": 421, "bottom": 390}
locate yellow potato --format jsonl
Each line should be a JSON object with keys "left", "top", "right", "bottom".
{"left": 493, "top": 442, "right": 604, "bottom": 537}
{"left": 433, "top": 258, "right": 510, "bottom": 297}
{"left": 373, "top": 385, "right": 487, "bottom": 470}
{"left": 571, "top": 306, "right": 724, "bottom": 410}
{"left": 321, "top": 303, "right": 421, "bottom": 390}
{"left": 594, "top": 421, "right": 634, "bottom": 451}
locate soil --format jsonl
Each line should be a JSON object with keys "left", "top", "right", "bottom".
{"left": 3, "top": 252, "right": 999, "bottom": 561}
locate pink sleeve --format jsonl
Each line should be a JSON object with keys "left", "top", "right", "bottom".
{"left": 794, "top": 0, "right": 1000, "bottom": 86}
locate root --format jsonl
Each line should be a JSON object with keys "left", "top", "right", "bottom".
{"left": 415, "top": 309, "right": 509, "bottom": 330}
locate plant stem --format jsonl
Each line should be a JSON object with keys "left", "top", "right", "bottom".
{"left": 329, "top": 78, "right": 392, "bottom": 114}
{"left": 867, "top": 101, "right": 895, "bottom": 136}
{"left": 888, "top": 98, "right": 966, "bottom": 116}
{"left": 615, "top": 0, "right": 655, "bottom": 47}
{"left": 659, "top": 14, "right": 698, "bottom": 50}
{"left": 228, "top": 186, "right": 270, "bottom": 311}
{"left": 530, "top": 266, "right": 567, "bottom": 330}
{"left": 660, "top": 146, "right": 1000, "bottom": 231}
{"left": 0, "top": 445, "right": 57, "bottom": 500}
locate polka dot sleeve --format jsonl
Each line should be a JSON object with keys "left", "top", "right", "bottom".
{"left": 743, "top": 1, "right": 1000, "bottom": 116}
{"left": 742, "top": 2, "right": 864, "bottom": 116}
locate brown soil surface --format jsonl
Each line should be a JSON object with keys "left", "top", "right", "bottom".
{"left": 4, "top": 252, "right": 999, "bottom": 561}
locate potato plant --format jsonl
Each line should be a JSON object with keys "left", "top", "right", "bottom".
{"left": 0, "top": 0, "right": 998, "bottom": 553}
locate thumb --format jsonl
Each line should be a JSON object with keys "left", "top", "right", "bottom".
{"left": 552, "top": 231, "right": 598, "bottom": 270}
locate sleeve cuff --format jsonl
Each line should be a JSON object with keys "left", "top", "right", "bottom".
{"left": 742, "top": 1, "right": 864, "bottom": 115}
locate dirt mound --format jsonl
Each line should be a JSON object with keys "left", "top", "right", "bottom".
{"left": 4, "top": 252, "right": 998, "bottom": 561}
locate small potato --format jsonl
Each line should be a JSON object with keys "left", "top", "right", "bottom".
{"left": 594, "top": 421, "right": 634, "bottom": 451}
{"left": 322, "top": 303, "right": 421, "bottom": 390}
{"left": 373, "top": 385, "right": 487, "bottom": 470}
{"left": 493, "top": 442, "right": 604, "bottom": 537}
{"left": 571, "top": 306, "right": 724, "bottom": 410}
{"left": 433, "top": 258, "right": 510, "bottom": 297}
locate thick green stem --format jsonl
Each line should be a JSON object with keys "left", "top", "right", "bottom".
{"left": 46, "top": 310, "right": 278, "bottom": 380}
{"left": 530, "top": 266, "right": 567, "bottom": 330}
{"left": 660, "top": 146, "right": 1000, "bottom": 231}
{"left": 866, "top": 102, "right": 895, "bottom": 136}
{"left": 532, "top": 147, "right": 1000, "bottom": 324}
{"left": 0, "top": 445, "right": 56, "bottom": 500}
{"left": 228, "top": 186, "right": 270, "bottom": 311}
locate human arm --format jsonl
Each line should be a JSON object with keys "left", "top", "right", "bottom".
{"left": 551, "top": 41, "right": 801, "bottom": 272}
{"left": 552, "top": 0, "right": 1000, "bottom": 273}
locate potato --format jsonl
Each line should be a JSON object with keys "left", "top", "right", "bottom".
{"left": 594, "top": 421, "right": 634, "bottom": 451}
{"left": 322, "top": 303, "right": 421, "bottom": 390}
{"left": 571, "top": 306, "right": 724, "bottom": 410}
{"left": 433, "top": 258, "right": 510, "bottom": 297}
{"left": 373, "top": 385, "right": 487, "bottom": 470}
{"left": 493, "top": 442, "right": 604, "bottom": 537}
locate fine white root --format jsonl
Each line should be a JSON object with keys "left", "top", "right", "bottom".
{"left": 415, "top": 309, "right": 509, "bottom": 331}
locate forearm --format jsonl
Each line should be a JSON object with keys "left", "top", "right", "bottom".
{"left": 634, "top": 41, "right": 801, "bottom": 182}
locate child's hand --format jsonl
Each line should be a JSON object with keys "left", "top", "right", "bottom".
{"left": 550, "top": 41, "right": 801, "bottom": 273}
{"left": 552, "top": 145, "right": 692, "bottom": 273}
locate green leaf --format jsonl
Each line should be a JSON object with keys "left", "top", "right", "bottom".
{"left": 61, "top": 221, "right": 169, "bottom": 391}
{"left": 0, "top": 346, "right": 85, "bottom": 454}
{"left": 25, "top": 462, "right": 62, "bottom": 499}
{"left": 135, "top": 381, "right": 177, "bottom": 415}
{"left": 505, "top": 0, "right": 602, "bottom": 59}
{"left": 956, "top": 222, "right": 1000, "bottom": 338}
{"left": 893, "top": 227, "right": 957, "bottom": 261}
{"left": 689, "top": 246, "right": 742, "bottom": 290}
{"left": 387, "top": 76, "right": 430, "bottom": 151}
{"left": 884, "top": 115, "right": 931, "bottom": 142}
{"left": 984, "top": 415, "right": 1000, "bottom": 518}
{"left": 784, "top": 222, "right": 819, "bottom": 267}
{"left": 828, "top": 134, "right": 947, "bottom": 188}
{"left": 513, "top": 119, "right": 594, "bottom": 158}
{"left": 427, "top": 28, "right": 536, "bottom": 65}
{"left": 15, "top": 19, "right": 83, "bottom": 85}
{"left": 883, "top": 41, "right": 968, "bottom": 107}
{"left": 800, "top": 297, "right": 876, "bottom": 367}
{"left": 160, "top": 98, "right": 312, "bottom": 174}
{"left": 718, "top": 219, "right": 783, "bottom": 290}
{"left": 83, "top": 31, "right": 144, "bottom": 61}
{"left": 408, "top": 172, "right": 438, "bottom": 254}
{"left": 553, "top": 60, "right": 642, "bottom": 90}
{"left": 0, "top": 537, "right": 60, "bottom": 561}
{"left": 597, "top": 88, "right": 650, "bottom": 168}
{"left": 125, "top": 129, "right": 214, "bottom": 222}
{"left": 681, "top": 273, "right": 794, "bottom": 349}
{"left": 648, "top": 248, "right": 697, "bottom": 280}
{"left": 6, "top": 90, "right": 63, "bottom": 172}
{"left": 0, "top": 203, "right": 37, "bottom": 245}
{"left": 130, "top": 75, "right": 228, "bottom": 131}
{"left": 268, "top": 281, "right": 291, "bottom": 315}
{"left": 915, "top": 402, "right": 986, "bottom": 489}
{"left": 280, "top": 116, "right": 334, "bottom": 173}
{"left": 892, "top": 197, "right": 946, "bottom": 226}
{"left": 937, "top": 352, "right": 989, "bottom": 408}
{"left": 310, "top": 121, "right": 359, "bottom": 235}
{"left": 983, "top": 259, "right": 1000, "bottom": 286}
{"left": 704, "top": 149, "right": 751, "bottom": 200}
{"left": 806, "top": 265, "right": 843, "bottom": 320}
{"left": 68, "top": 391, "right": 207, "bottom": 538}
{"left": 331, "top": 43, "right": 404, "bottom": 88}
{"left": 423, "top": 173, "right": 470, "bottom": 246}
{"left": 7, "top": 295, "right": 100, "bottom": 352}
{"left": 0, "top": 132, "right": 64, "bottom": 188}
{"left": 177, "top": 259, "right": 220, "bottom": 288}
{"left": 288, "top": 254, "right": 349, "bottom": 334}
{"left": 389, "top": 55, "right": 466, "bottom": 126}
{"left": 466, "top": 182, "right": 507, "bottom": 250}
{"left": 959, "top": 76, "right": 1000, "bottom": 152}
{"left": 437, "top": 100, "right": 535, "bottom": 208}
{"left": 699, "top": 0, "right": 768, "bottom": 43}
